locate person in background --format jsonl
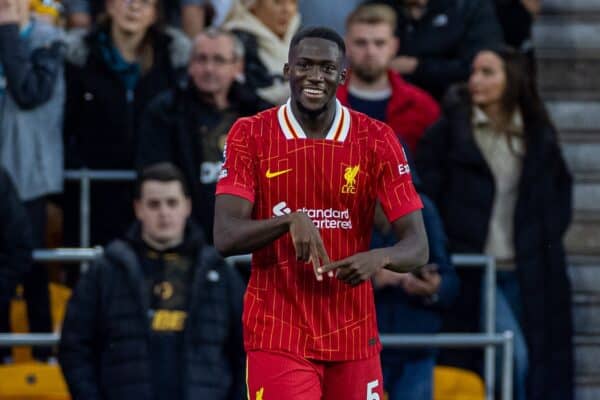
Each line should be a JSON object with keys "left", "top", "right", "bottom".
{"left": 224, "top": 0, "right": 299, "bottom": 105}
{"left": 416, "top": 47, "right": 573, "bottom": 400}
{"left": 373, "top": 189, "right": 459, "bottom": 400}
{"left": 338, "top": 3, "right": 439, "bottom": 153}
{"left": 0, "top": 0, "right": 65, "bottom": 360}
{"left": 0, "top": 168, "right": 33, "bottom": 364}
{"left": 137, "top": 27, "right": 271, "bottom": 243}
{"left": 59, "top": 162, "right": 245, "bottom": 400}
{"left": 62, "top": 0, "right": 190, "bottom": 248}
{"left": 493, "top": 0, "right": 541, "bottom": 73}
{"left": 366, "top": 0, "right": 503, "bottom": 100}
{"left": 297, "top": 0, "right": 363, "bottom": 36}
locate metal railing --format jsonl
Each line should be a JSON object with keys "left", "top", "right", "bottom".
{"left": 1, "top": 169, "right": 505, "bottom": 398}
{"left": 0, "top": 249, "right": 504, "bottom": 399}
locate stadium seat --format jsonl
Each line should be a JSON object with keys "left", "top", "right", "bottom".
{"left": 0, "top": 362, "right": 70, "bottom": 400}
{"left": 10, "top": 283, "right": 72, "bottom": 362}
{"left": 434, "top": 365, "right": 485, "bottom": 400}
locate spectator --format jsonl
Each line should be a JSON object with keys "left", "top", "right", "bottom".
{"left": 298, "top": 0, "right": 363, "bottom": 36}
{"left": 337, "top": 3, "right": 439, "bottom": 153}
{"left": 59, "top": 162, "right": 245, "bottom": 400}
{"left": 416, "top": 47, "right": 573, "bottom": 400}
{"left": 137, "top": 28, "right": 271, "bottom": 243}
{"left": 493, "top": 0, "right": 541, "bottom": 72}
{"left": 62, "top": 0, "right": 191, "bottom": 247}
{"left": 0, "top": 0, "right": 65, "bottom": 359}
{"left": 64, "top": 0, "right": 193, "bottom": 30}
{"left": 367, "top": 0, "right": 503, "bottom": 100}
{"left": 224, "top": 0, "right": 299, "bottom": 104}
{"left": 373, "top": 182, "right": 459, "bottom": 399}
{"left": 180, "top": 0, "right": 238, "bottom": 38}
{"left": 0, "top": 168, "right": 33, "bottom": 363}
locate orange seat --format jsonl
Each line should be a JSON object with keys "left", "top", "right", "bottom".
{"left": 0, "top": 362, "right": 70, "bottom": 400}
{"left": 434, "top": 365, "right": 485, "bottom": 400}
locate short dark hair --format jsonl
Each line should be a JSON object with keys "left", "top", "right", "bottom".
{"left": 134, "top": 162, "right": 190, "bottom": 199}
{"left": 289, "top": 27, "right": 346, "bottom": 58}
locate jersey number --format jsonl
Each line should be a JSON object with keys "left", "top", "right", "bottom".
{"left": 367, "top": 380, "right": 380, "bottom": 400}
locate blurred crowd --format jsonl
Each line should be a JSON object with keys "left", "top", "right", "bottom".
{"left": 0, "top": 0, "right": 574, "bottom": 399}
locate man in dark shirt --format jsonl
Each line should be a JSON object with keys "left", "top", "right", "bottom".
{"left": 137, "top": 27, "right": 271, "bottom": 243}
{"left": 59, "top": 163, "right": 245, "bottom": 400}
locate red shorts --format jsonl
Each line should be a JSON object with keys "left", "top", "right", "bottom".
{"left": 246, "top": 350, "right": 384, "bottom": 400}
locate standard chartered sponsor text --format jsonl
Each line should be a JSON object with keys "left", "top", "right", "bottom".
{"left": 273, "top": 202, "right": 352, "bottom": 229}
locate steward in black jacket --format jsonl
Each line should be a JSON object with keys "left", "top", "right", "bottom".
{"left": 136, "top": 81, "right": 271, "bottom": 243}
{"left": 59, "top": 222, "right": 245, "bottom": 400}
{"left": 416, "top": 86, "right": 573, "bottom": 400}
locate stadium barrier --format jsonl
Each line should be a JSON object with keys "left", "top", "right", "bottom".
{"left": 0, "top": 170, "right": 504, "bottom": 399}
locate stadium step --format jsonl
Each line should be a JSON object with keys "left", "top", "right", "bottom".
{"left": 536, "top": 4, "right": 600, "bottom": 398}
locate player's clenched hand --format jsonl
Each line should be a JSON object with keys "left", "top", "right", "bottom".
{"left": 288, "top": 212, "right": 331, "bottom": 281}
{"left": 318, "top": 249, "right": 387, "bottom": 287}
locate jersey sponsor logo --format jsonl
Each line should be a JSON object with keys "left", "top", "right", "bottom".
{"left": 398, "top": 163, "right": 411, "bottom": 176}
{"left": 272, "top": 201, "right": 292, "bottom": 216}
{"left": 201, "top": 161, "right": 224, "bottom": 184}
{"left": 272, "top": 201, "right": 352, "bottom": 230}
{"left": 341, "top": 165, "right": 360, "bottom": 194}
{"left": 265, "top": 168, "right": 293, "bottom": 179}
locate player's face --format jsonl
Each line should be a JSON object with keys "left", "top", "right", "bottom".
{"left": 346, "top": 22, "right": 398, "bottom": 83}
{"left": 285, "top": 38, "right": 346, "bottom": 113}
{"left": 134, "top": 181, "right": 191, "bottom": 246}
{"left": 188, "top": 34, "right": 242, "bottom": 98}
{"left": 469, "top": 51, "right": 507, "bottom": 108}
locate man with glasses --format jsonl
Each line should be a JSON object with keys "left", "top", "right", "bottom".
{"left": 137, "top": 27, "right": 271, "bottom": 244}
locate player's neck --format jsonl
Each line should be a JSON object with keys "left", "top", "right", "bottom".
{"left": 291, "top": 100, "right": 337, "bottom": 139}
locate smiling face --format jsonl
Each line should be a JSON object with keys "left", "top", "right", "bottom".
{"left": 284, "top": 37, "right": 346, "bottom": 115}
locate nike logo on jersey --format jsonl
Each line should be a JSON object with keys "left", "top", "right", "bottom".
{"left": 266, "top": 168, "right": 293, "bottom": 179}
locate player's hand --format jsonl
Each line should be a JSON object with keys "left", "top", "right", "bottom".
{"left": 401, "top": 264, "right": 441, "bottom": 297}
{"left": 288, "top": 212, "right": 331, "bottom": 281}
{"left": 0, "top": 0, "right": 20, "bottom": 25}
{"left": 318, "top": 249, "right": 387, "bottom": 287}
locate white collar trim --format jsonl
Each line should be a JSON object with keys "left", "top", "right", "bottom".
{"left": 277, "top": 99, "right": 351, "bottom": 142}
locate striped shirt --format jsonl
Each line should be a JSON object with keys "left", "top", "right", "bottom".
{"left": 216, "top": 100, "right": 422, "bottom": 361}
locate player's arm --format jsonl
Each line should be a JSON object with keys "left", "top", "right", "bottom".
{"left": 319, "top": 211, "right": 428, "bottom": 286}
{"left": 214, "top": 195, "right": 331, "bottom": 280}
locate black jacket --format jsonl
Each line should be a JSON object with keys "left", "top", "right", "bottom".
{"left": 136, "top": 82, "right": 271, "bottom": 243}
{"left": 62, "top": 24, "right": 190, "bottom": 246}
{"left": 369, "top": 0, "right": 503, "bottom": 99}
{"left": 0, "top": 168, "right": 32, "bottom": 299}
{"left": 415, "top": 88, "right": 574, "bottom": 400}
{"left": 59, "top": 223, "right": 246, "bottom": 400}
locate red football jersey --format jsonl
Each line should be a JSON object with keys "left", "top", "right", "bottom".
{"left": 216, "top": 100, "right": 423, "bottom": 361}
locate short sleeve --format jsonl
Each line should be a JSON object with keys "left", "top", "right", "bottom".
{"left": 215, "top": 119, "right": 257, "bottom": 203}
{"left": 376, "top": 125, "right": 423, "bottom": 222}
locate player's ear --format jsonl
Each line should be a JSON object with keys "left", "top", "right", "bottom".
{"left": 339, "top": 68, "right": 347, "bottom": 85}
{"left": 283, "top": 63, "right": 290, "bottom": 80}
